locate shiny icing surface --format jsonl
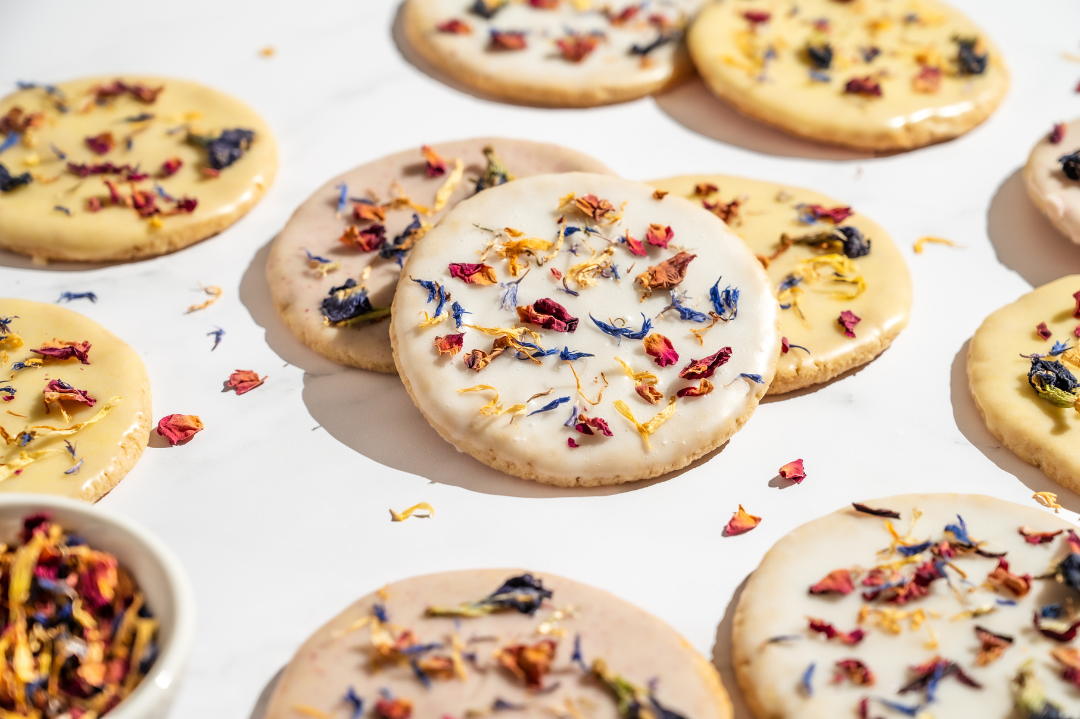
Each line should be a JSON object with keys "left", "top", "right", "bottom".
{"left": 0, "top": 75, "right": 276, "bottom": 261}
{"left": 1024, "top": 119, "right": 1080, "bottom": 245}
{"left": 405, "top": 0, "right": 704, "bottom": 105}
{"left": 0, "top": 299, "right": 151, "bottom": 501}
{"left": 265, "top": 569, "right": 732, "bottom": 719}
{"left": 391, "top": 173, "right": 779, "bottom": 486}
{"left": 689, "top": 0, "right": 1009, "bottom": 150}
{"left": 648, "top": 175, "right": 911, "bottom": 395}
{"left": 734, "top": 493, "right": 1080, "bottom": 719}
{"left": 968, "top": 275, "right": 1080, "bottom": 493}
{"left": 268, "top": 139, "right": 612, "bottom": 373}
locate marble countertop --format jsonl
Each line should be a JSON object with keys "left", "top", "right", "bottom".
{"left": 3, "top": 1, "right": 1080, "bottom": 717}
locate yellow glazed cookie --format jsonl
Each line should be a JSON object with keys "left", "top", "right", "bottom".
{"left": 733, "top": 493, "right": 1080, "bottom": 719}
{"left": 1024, "top": 119, "right": 1080, "bottom": 245}
{"left": 0, "top": 300, "right": 151, "bottom": 501}
{"left": 266, "top": 569, "right": 732, "bottom": 719}
{"left": 0, "top": 76, "right": 277, "bottom": 262}
{"left": 391, "top": 172, "right": 780, "bottom": 487}
{"left": 649, "top": 175, "right": 911, "bottom": 394}
{"left": 403, "top": 0, "right": 702, "bottom": 107}
{"left": 688, "top": 0, "right": 1009, "bottom": 151}
{"left": 267, "top": 139, "right": 612, "bottom": 373}
{"left": 968, "top": 276, "right": 1080, "bottom": 494}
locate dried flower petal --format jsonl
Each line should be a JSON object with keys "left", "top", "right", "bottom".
{"left": 567, "top": 438, "right": 579, "bottom": 448}
{"left": 636, "top": 252, "right": 696, "bottom": 296}
{"left": 622, "top": 232, "right": 647, "bottom": 256}
{"left": 809, "top": 619, "right": 865, "bottom": 645}
{"left": 810, "top": 569, "right": 854, "bottom": 595}
{"left": 986, "top": 558, "right": 1032, "bottom": 597}
{"left": 517, "top": 298, "right": 578, "bottom": 332}
{"left": 1051, "top": 123, "right": 1067, "bottom": 145}
{"left": 489, "top": 30, "right": 527, "bottom": 51}
{"left": 449, "top": 262, "right": 498, "bottom": 285}
{"left": 838, "top": 310, "right": 861, "bottom": 338}
{"left": 390, "top": 503, "right": 434, "bottom": 522}
{"left": 496, "top": 639, "right": 556, "bottom": 690}
{"left": 421, "top": 145, "right": 447, "bottom": 177}
{"left": 845, "top": 76, "right": 882, "bottom": 97}
{"left": 678, "top": 346, "right": 731, "bottom": 380}
{"left": 574, "top": 414, "right": 613, "bottom": 436}
{"left": 156, "top": 414, "right": 203, "bottom": 445}
{"left": 725, "top": 505, "right": 761, "bottom": 536}
{"left": 339, "top": 224, "right": 386, "bottom": 252}
{"left": 635, "top": 383, "right": 663, "bottom": 404}
{"left": 437, "top": 18, "right": 472, "bottom": 34}
{"left": 32, "top": 340, "right": 91, "bottom": 364}
{"left": 556, "top": 34, "right": 600, "bottom": 62}
{"left": 1018, "top": 526, "right": 1063, "bottom": 544}
{"left": 779, "top": 459, "right": 806, "bottom": 483}
{"left": 226, "top": 370, "right": 266, "bottom": 395}
{"left": 645, "top": 223, "right": 673, "bottom": 248}
{"left": 833, "top": 659, "right": 875, "bottom": 686}
{"left": 975, "top": 626, "right": 1013, "bottom": 666}
{"left": 84, "top": 132, "right": 115, "bottom": 155}
{"left": 852, "top": 503, "right": 900, "bottom": 519}
{"left": 643, "top": 333, "right": 678, "bottom": 367}
{"left": 801, "top": 204, "right": 853, "bottom": 224}
{"left": 676, "top": 379, "right": 714, "bottom": 398}
{"left": 913, "top": 65, "right": 942, "bottom": 93}
{"left": 434, "top": 333, "right": 464, "bottom": 356}
{"left": 1037, "top": 322, "right": 1053, "bottom": 340}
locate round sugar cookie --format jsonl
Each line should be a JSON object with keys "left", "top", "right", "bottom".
{"left": 0, "top": 75, "right": 276, "bottom": 262}
{"left": 968, "top": 275, "right": 1080, "bottom": 493}
{"left": 403, "top": 0, "right": 702, "bottom": 107}
{"left": 648, "top": 175, "right": 911, "bottom": 395}
{"left": 688, "top": 0, "right": 1009, "bottom": 151}
{"left": 0, "top": 300, "right": 151, "bottom": 501}
{"left": 1025, "top": 119, "right": 1080, "bottom": 245}
{"left": 733, "top": 493, "right": 1080, "bottom": 719}
{"left": 390, "top": 172, "right": 780, "bottom": 487}
{"left": 268, "top": 139, "right": 612, "bottom": 373}
{"left": 265, "top": 568, "right": 732, "bottom": 719}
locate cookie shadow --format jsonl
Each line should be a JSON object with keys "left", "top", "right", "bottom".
{"left": 0, "top": 248, "right": 120, "bottom": 272}
{"left": 759, "top": 353, "right": 877, "bottom": 403}
{"left": 653, "top": 79, "right": 875, "bottom": 161}
{"left": 391, "top": 0, "right": 535, "bottom": 108}
{"left": 950, "top": 339, "right": 1080, "bottom": 514}
{"left": 711, "top": 575, "right": 753, "bottom": 719}
{"left": 246, "top": 665, "right": 284, "bottom": 719}
{"left": 240, "top": 238, "right": 705, "bottom": 498}
{"left": 987, "top": 168, "right": 1080, "bottom": 287}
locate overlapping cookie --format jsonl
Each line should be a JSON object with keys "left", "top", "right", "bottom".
{"left": 0, "top": 76, "right": 276, "bottom": 262}
{"left": 734, "top": 493, "right": 1080, "bottom": 719}
{"left": 0, "top": 299, "right": 151, "bottom": 500}
{"left": 968, "top": 275, "right": 1080, "bottom": 493}
{"left": 403, "top": 0, "right": 702, "bottom": 107}
{"left": 390, "top": 172, "right": 779, "bottom": 486}
{"left": 1025, "top": 120, "right": 1080, "bottom": 245}
{"left": 266, "top": 569, "right": 732, "bottom": 719}
{"left": 648, "top": 175, "right": 910, "bottom": 394}
{"left": 688, "top": 0, "right": 1009, "bottom": 151}
{"left": 268, "top": 139, "right": 611, "bottom": 372}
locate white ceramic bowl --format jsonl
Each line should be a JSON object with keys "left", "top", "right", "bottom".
{"left": 0, "top": 494, "right": 196, "bottom": 719}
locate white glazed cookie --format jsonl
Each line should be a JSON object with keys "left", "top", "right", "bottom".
{"left": 403, "top": 0, "right": 702, "bottom": 107}
{"left": 0, "top": 300, "right": 151, "bottom": 501}
{"left": 1025, "top": 120, "right": 1080, "bottom": 245}
{"left": 267, "top": 139, "right": 612, "bottom": 373}
{"left": 733, "top": 493, "right": 1080, "bottom": 719}
{"left": 648, "top": 175, "right": 911, "bottom": 395}
{"left": 390, "top": 172, "right": 779, "bottom": 487}
{"left": 968, "top": 275, "right": 1080, "bottom": 494}
{"left": 688, "top": 0, "right": 1009, "bottom": 151}
{"left": 265, "top": 569, "right": 732, "bottom": 719}
{"left": 0, "top": 75, "right": 276, "bottom": 262}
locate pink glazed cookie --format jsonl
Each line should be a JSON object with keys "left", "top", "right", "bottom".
{"left": 267, "top": 138, "right": 611, "bottom": 372}
{"left": 265, "top": 569, "right": 732, "bottom": 719}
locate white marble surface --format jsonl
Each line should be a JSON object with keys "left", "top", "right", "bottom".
{"left": 3, "top": 1, "right": 1080, "bottom": 717}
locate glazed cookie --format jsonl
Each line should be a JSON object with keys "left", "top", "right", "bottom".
{"left": 390, "top": 172, "right": 779, "bottom": 486}
{"left": 403, "top": 0, "right": 702, "bottom": 107}
{"left": 688, "top": 0, "right": 1009, "bottom": 151}
{"left": 267, "top": 139, "right": 612, "bottom": 372}
{"left": 648, "top": 175, "right": 911, "bottom": 395}
{"left": 0, "top": 76, "right": 276, "bottom": 262}
{"left": 0, "top": 300, "right": 151, "bottom": 501}
{"left": 266, "top": 569, "right": 732, "bottom": 719}
{"left": 733, "top": 493, "right": 1080, "bottom": 719}
{"left": 968, "top": 275, "right": 1080, "bottom": 494}
{"left": 1025, "top": 120, "right": 1080, "bottom": 245}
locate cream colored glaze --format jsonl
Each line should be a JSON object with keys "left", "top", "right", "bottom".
{"left": 734, "top": 493, "right": 1080, "bottom": 719}
{"left": 1024, "top": 119, "right": 1080, "bottom": 245}
{"left": 968, "top": 276, "right": 1080, "bottom": 493}
{"left": 0, "top": 300, "right": 151, "bottom": 501}
{"left": 689, "top": 0, "right": 1009, "bottom": 151}
{"left": 390, "top": 173, "right": 780, "bottom": 486}
{"left": 404, "top": 0, "right": 702, "bottom": 107}
{"left": 0, "top": 75, "right": 276, "bottom": 261}
{"left": 266, "top": 569, "right": 732, "bottom": 719}
{"left": 267, "top": 139, "right": 612, "bottom": 373}
{"left": 648, "top": 175, "right": 911, "bottom": 395}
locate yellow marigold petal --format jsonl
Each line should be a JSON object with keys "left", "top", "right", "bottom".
{"left": 432, "top": 158, "right": 465, "bottom": 213}
{"left": 613, "top": 396, "right": 676, "bottom": 449}
{"left": 1033, "top": 492, "right": 1063, "bottom": 512}
{"left": 913, "top": 236, "right": 963, "bottom": 254}
{"left": 390, "top": 502, "right": 435, "bottom": 522}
